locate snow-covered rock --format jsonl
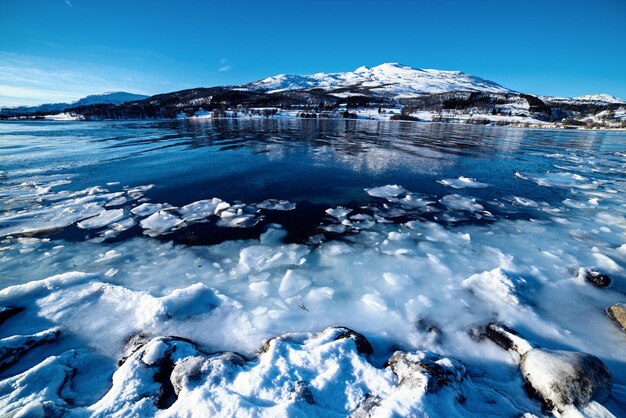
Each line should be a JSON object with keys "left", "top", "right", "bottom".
{"left": 520, "top": 349, "right": 613, "bottom": 412}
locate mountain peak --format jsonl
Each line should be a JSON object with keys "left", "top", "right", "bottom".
{"left": 245, "top": 64, "right": 511, "bottom": 98}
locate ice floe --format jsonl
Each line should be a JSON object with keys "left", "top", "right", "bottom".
{"left": 365, "top": 184, "right": 406, "bottom": 198}
{"left": 77, "top": 209, "right": 125, "bottom": 230}
{"left": 439, "top": 194, "right": 485, "bottom": 212}
{"left": 256, "top": 199, "right": 296, "bottom": 211}
{"left": 437, "top": 176, "right": 488, "bottom": 189}
{"left": 140, "top": 210, "right": 185, "bottom": 237}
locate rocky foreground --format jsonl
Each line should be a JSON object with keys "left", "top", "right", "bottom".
{"left": 1, "top": 302, "right": 624, "bottom": 417}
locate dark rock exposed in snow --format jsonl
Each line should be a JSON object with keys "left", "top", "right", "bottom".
{"left": 292, "top": 380, "right": 315, "bottom": 404}
{"left": 484, "top": 322, "right": 533, "bottom": 355}
{"left": 579, "top": 268, "right": 612, "bottom": 288}
{"left": 0, "top": 306, "right": 24, "bottom": 326}
{"left": 386, "top": 350, "right": 466, "bottom": 394}
{"left": 170, "top": 356, "right": 206, "bottom": 396}
{"left": 0, "top": 327, "right": 61, "bottom": 368}
{"left": 606, "top": 303, "right": 626, "bottom": 332}
{"left": 350, "top": 394, "right": 382, "bottom": 418}
{"left": 331, "top": 326, "right": 374, "bottom": 356}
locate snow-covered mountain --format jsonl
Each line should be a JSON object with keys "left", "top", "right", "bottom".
{"left": 243, "top": 63, "right": 513, "bottom": 98}
{"left": 0, "top": 91, "right": 148, "bottom": 115}
{"left": 70, "top": 91, "right": 149, "bottom": 107}
{"left": 574, "top": 94, "right": 625, "bottom": 104}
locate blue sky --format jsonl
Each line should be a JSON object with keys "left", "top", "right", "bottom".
{"left": 1, "top": 0, "right": 625, "bottom": 106}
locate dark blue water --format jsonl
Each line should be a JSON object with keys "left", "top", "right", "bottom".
{"left": 1, "top": 118, "right": 624, "bottom": 243}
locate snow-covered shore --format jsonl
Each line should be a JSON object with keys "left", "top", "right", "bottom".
{"left": 1, "top": 166, "right": 626, "bottom": 415}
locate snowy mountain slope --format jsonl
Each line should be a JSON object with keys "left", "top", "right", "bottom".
{"left": 0, "top": 91, "right": 148, "bottom": 115}
{"left": 71, "top": 92, "right": 148, "bottom": 107}
{"left": 543, "top": 93, "right": 626, "bottom": 105}
{"left": 244, "top": 63, "right": 513, "bottom": 98}
{"left": 574, "top": 94, "right": 625, "bottom": 104}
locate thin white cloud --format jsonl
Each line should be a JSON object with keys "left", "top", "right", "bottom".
{"left": 218, "top": 58, "right": 231, "bottom": 72}
{"left": 64, "top": 0, "right": 73, "bottom": 7}
{"left": 0, "top": 52, "right": 172, "bottom": 107}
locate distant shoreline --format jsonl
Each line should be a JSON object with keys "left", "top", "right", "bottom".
{"left": 3, "top": 113, "right": 626, "bottom": 132}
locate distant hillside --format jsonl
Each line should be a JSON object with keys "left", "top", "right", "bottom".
{"left": 1, "top": 64, "right": 624, "bottom": 129}
{"left": 0, "top": 91, "right": 148, "bottom": 117}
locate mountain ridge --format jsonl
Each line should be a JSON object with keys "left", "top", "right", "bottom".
{"left": 243, "top": 63, "right": 513, "bottom": 98}
{"left": 1, "top": 64, "right": 624, "bottom": 129}
{"left": 0, "top": 91, "right": 149, "bottom": 115}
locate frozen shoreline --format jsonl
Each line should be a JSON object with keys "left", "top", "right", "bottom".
{"left": 8, "top": 110, "right": 623, "bottom": 131}
{"left": 0, "top": 121, "right": 625, "bottom": 416}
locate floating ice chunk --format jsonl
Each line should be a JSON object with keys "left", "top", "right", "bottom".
{"left": 509, "top": 196, "right": 538, "bottom": 207}
{"left": 461, "top": 268, "right": 520, "bottom": 305}
{"left": 0, "top": 199, "right": 106, "bottom": 237}
{"left": 216, "top": 214, "right": 259, "bottom": 228}
{"left": 249, "top": 281, "right": 271, "bottom": 296}
{"left": 320, "top": 224, "right": 351, "bottom": 234}
{"left": 178, "top": 198, "right": 225, "bottom": 222}
{"left": 349, "top": 214, "right": 376, "bottom": 230}
{"left": 140, "top": 210, "right": 184, "bottom": 236}
{"left": 591, "top": 251, "right": 623, "bottom": 274}
{"left": 126, "top": 184, "right": 154, "bottom": 193}
{"left": 109, "top": 216, "right": 136, "bottom": 232}
{"left": 278, "top": 269, "right": 312, "bottom": 298}
{"left": 104, "top": 196, "right": 128, "bottom": 207}
{"left": 516, "top": 171, "right": 596, "bottom": 189}
{"left": 306, "top": 286, "right": 334, "bottom": 302}
{"left": 218, "top": 206, "right": 243, "bottom": 218}
{"left": 361, "top": 293, "right": 388, "bottom": 311}
{"left": 439, "top": 194, "right": 484, "bottom": 212}
{"left": 104, "top": 268, "right": 118, "bottom": 277}
{"left": 77, "top": 209, "right": 125, "bottom": 229}
{"left": 95, "top": 250, "right": 121, "bottom": 263}
{"left": 325, "top": 206, "right": 352, "bottom": 219}
{"left": 437, "top": 176, "right": 487, "bottom": 189}
{"left": 256, "top": 199, "right": 296, "bottom": 211}
{"left": 130, "top": 202, "right": 174, "bottom": 217}
{"left": 365, "top": 184, "right": 406, "bottom": 198}
{"left": 238, "top": 244, "right": 310, "bottom": 273}
{"left": 320, "top": 241, "right": 354, "bottom": 256}
{"left": 213, "top": 201, "right": 231, "bottom": 214}
{"left": 595, "top": 212, "right": 626, "bottom": 229}
{"left": 382, "top": 272, "right": 410, "bottom": 287}
{"left": 562, "top": 197, "right": 593, "bottom": 210}
{"left": 392, "top": 193, "right": 434, "bottom": 209}
{"left": 96, "top": 217, "right": 137, "bottom": 241}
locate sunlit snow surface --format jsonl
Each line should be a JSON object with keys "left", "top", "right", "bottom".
{"left": 0, "top": 119, "right": 626, "bottom": 417}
